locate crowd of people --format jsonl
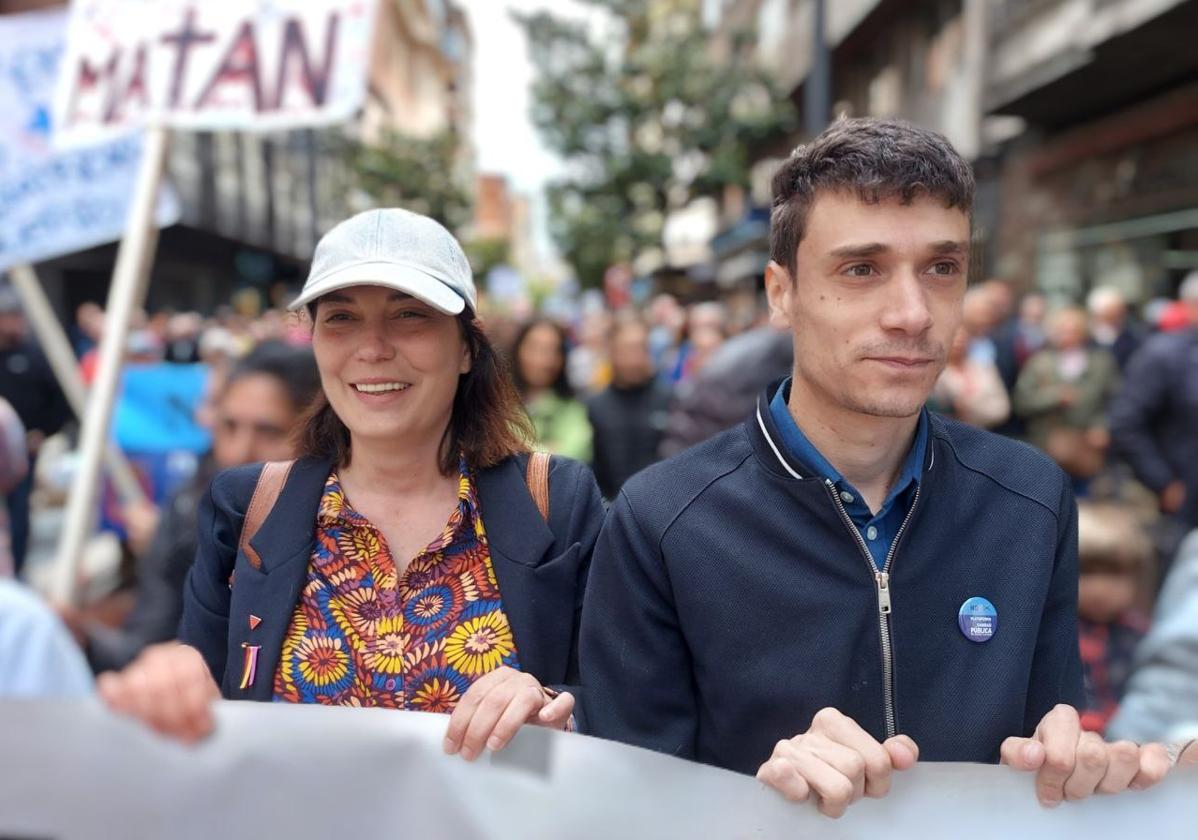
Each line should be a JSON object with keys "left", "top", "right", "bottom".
{"left": 1, "top": 118, "right": 1197, "bottom": 820}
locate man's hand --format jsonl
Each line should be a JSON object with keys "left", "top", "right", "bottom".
{"left": 1179, "top": 740, "right": 1198, "bottom": 767}
{"left": 755, "top": 707, "right": 919, "bottom": 818}
{"left": 1000, "top": 705, "right": 1171, "bottom": 807}
{"left": 442, "top": 666, "right": 574, "bottom": 761}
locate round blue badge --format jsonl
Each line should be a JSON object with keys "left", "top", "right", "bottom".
{"left": 958, "top": 597, "right": 998, "bottom": 643}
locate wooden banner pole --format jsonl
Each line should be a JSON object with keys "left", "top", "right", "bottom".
{"left": 50, "top": 125, "right": 171, "bottom": 605}
{"left": 7, "top": 263, "right": 148, "bottom": 508}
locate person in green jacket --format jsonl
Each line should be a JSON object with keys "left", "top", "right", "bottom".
{"left": 512, "top": 318, "right": 593, "bottom": 462}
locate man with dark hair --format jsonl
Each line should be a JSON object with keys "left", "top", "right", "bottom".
{"left": 580, "top": 119, "right": 1172, "bottom": 817}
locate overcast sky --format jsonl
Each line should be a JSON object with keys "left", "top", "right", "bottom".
{"left": 460, "top": 0, "right": 603, "bottom": 266}
{"left": 462, "top": 0, "right": 565, "bottom": 194}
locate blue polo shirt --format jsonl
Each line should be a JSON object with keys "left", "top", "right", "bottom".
{"left": 769, "top": 381, "right": 927, "bottom": 570}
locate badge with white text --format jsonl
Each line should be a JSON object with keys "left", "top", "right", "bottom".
{"left": 958, "top": 596, "right": 997, "bottom": 643}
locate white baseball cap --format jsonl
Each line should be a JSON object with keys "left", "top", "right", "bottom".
{"left": 289, "top": 208, "right": 477, "bottom": 315}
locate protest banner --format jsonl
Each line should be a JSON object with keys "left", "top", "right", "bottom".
{"left": 52, "top": 0, "right": 379, "bottom": 148}
{"left": 46, "top": 0, "right": 378, "bottom": 604}
{"left": 0, "top": 6, "right": 180, "bottom": 269}
{"left": 0, "top": 8, "right": 179, "bottom": 509}
{"left": 0, "top": 701, "right": 1193, "bottom": 840}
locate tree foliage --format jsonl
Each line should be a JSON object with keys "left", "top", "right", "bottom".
{"left": 516, "top": 0, "right": 794, "bottom": 288}
{"left": 339, "top": 130, "right": 472, "bottom": 232}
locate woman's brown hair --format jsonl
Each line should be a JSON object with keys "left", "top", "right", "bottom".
{"left": 296, "top": 308, "right": 533, "bottom": 475}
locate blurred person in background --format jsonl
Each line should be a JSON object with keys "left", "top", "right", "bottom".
{"left": 1108, "top": 523, "right": 1198, "bottom": 748}
{"left": 1087, "top": 287, "right": 1145, "bottom": 372}
{"left": 647, "top": 293, "right": 685, "bottom": 382}
{"left": 512, "top": 318, "right": 592, "bottom": 462}
{"left": 0, "top": 397, "right": 28, "bottom": 578}
{"left": 0, "top": 286, "right": 70, "bottom": 577}
{"left": 567, "top": 309, "right": 613, "bottom": 396}
{"left": 670, "top": 301, "right": 728, "bottom": 383}
{"left": 658, "top": 323, "right": 792, "bottom": 459}
{"left": 99, "top": 209, "right": 603, "bottom": 761}
{"left": 586, "top": 316, "right": 671, "bottom": 500}
{"left": 1110, "top": 271, "right": 1198, "bottom": 540}
{"left": 961, "top": 286, "right": 1000, "bottom": 366}
{"left": 683, "top": 323, "right": 726, "bottom": 380}
{"left": 994, "top": 291, "right": 1048, "bottom": 393}
{"left": 0, "top": 580, "right": 92, "bottom": 697}
{"left": 1075, "top": 503, "right": 1152, "bottom": 735}
{"left": 1014, "top": 307, "right": 1119, "bottom": 494}
{"left": 194, "top": 326, "right": 244, "bottom": 432}
{"left": 928, "top": 325, "right": 1010, "bottom": 429}
{"left": 67, "top": 343, "right": 321, "bottom": 673}
{"left": 163, "top": 312, "right": 204, "bottom": 364}
{"left": 70, "top": 301, "right": 104, "bottom": 358}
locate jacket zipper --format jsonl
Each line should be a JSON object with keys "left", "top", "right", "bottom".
{"left": 824, "top": 480, "right": 922, "bottom": 740}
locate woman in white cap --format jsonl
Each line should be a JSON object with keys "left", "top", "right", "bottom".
{"left": 99, "top": 209, "right": 605, "bottom": 760}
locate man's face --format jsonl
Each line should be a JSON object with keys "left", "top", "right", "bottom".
{"left": 610, "top": 324, "right": 653, "bottom": 387}
{"left": 0, "top": 312, "right": 25, "bottom": 346}
{"left": 766, "top": 191, "right": 970, "bottom": 419}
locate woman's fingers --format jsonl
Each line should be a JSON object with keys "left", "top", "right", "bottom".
{"left": 443, "top": 667, "right": 513, "bottom": 756}
{"left": 443, "top": 669, "right": 574, "bottom": 760}
{"left": 537, "top": 691, "right": 575, "bottom": 729}
{"left": 484, "top": 684, "right": 547, "bottom": 753}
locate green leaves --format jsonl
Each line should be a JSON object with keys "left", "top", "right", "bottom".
{"left": 337, "top": 129, "right": 472, "bottom": 233}
{"left": 516, "top": 0, "right": 794, "bottom": 288}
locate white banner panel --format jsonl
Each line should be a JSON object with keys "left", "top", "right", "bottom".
{"left": 0, "top": 8, "right": 179, "bottom": 271}
{"left": 0, "top": 701, "right": 1194, "bottom": 839}
{"left": 51, "top": 0, "right": 377, "bottom": 147}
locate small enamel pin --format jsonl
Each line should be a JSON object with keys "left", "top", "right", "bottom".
{"left": 239, "top": 642, "right": 262, "bottom": 690}
{"left": 958, "top": 596, "right": 998, "bottom": 643}
{"left": 249, "top": 614, "right": 262, "bottom": 630}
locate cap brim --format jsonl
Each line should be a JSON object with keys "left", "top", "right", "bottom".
{"left": 288, "top": 261, "right": 466, "bottom": 315}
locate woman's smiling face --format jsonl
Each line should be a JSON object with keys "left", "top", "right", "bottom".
{"left": 311, "top": 284, "right": 470, "bottom": 450}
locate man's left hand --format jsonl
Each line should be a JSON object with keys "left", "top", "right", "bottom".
{"left": 1000, "top": 704, "right": 1171, "bottom": 807}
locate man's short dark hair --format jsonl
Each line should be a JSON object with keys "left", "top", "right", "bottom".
{"left": 769, "top": 118, "right": 975, "bottom": 272}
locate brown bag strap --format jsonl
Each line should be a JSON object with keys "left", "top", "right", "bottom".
{"left": 525, "top": 451, "right": 550, "bottom": 522}
{"left": 239, "top": 460, "right": 295, "bottom": 571}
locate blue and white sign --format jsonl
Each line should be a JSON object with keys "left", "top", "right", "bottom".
{"left": 0, "top": 8, "right": 179, "bottom": 272}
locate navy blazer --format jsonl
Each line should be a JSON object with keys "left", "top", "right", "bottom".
{"left": 179, "top": 453, "right": 605, "bottom": 718}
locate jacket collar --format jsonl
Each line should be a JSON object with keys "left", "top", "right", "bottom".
{"left": 749, "top": 379, "right": 936, "bottom": 483}
{"left": 247, "top": 456, "right": 334, "bottom": 570}
{"left": 474, "top": 454, "right": 562, "bottom": 683}
{"left": 474, "top": 454, "right": 555, "bottom": 566}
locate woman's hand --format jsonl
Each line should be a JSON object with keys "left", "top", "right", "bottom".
{"left": 442, "top": 666, "right": 574, "bottom": 761}
{"left": 97, "top": 642, "right": 220, "bottom": 744}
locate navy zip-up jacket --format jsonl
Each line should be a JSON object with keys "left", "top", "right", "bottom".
{"left": 579, "top": 381, "right": 1083, "bottom": 776}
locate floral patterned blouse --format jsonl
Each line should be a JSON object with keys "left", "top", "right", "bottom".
{"left": 273, "top": 462, "right": 521, "bottom": 710}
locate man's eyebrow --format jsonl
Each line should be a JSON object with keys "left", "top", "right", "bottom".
{"left": 930, "top": 240, "right": 969, "bottom": 255}
{"left": 828, "top": 242, "right": 888, "bottom": 259}
{"left": 826, "top": 240, "right": 969, "bottom": 259}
